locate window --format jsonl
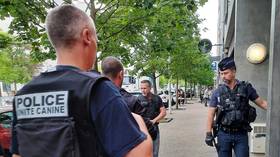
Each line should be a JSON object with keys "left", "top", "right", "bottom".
{"left": 123, "top": 76, "right": 136, "bottom": 85}
{"left": 2, "top": 83, "right": 11, "bottom": 92}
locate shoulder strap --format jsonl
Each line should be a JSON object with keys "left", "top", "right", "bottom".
{"left": 137, "top": 95, "right": 145, "bottom": 101}
{"left": 151, "top": 95, "right": 161, "bottom": 112}
{"left": 83, "top": 72, "right": 109, "bottom": 126}
{"left": 152, "top": 94, "right": 158, "bottom": 102}
{"left": 218, "top": 84, "right": 228, "bottom": 97}
{"left": 217, "top": 84, "right": 232, "bottom": 108}
{"left": 237, "top": 81, "right": 249, "bottom": 98}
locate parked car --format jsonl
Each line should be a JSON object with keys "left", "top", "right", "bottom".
{"left": 185, "top": 89, "right": 195, "bottom": 98}
{"left": 0, "top": 108, "right": 12, "bottom": 157}
{"left": 158, "top": 90, "right": 176, "bottom": 108}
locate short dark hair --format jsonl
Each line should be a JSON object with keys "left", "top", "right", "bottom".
{"left": 46, "top": 5, "right": 95, "bottom": 49}
{"left": 141, "top": 80, "right": 152, "bottom": 87}
{"left": 101, "top": 56, "right": 124, "bottom": 79}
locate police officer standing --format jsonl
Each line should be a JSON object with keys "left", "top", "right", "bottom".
{"left": 139, "top": 80, "right": 167, "bottom": 157}
{"left": 205, "top": 57, "right": 267, "bottom": 157}
{"left": 101, "top": 56, "right": 157, "bottom": 140}
{"left": 11, "top": 5, "right": 152, "bottom": 157}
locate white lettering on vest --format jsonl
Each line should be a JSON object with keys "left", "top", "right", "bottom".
{"left": 15, "top": 91, "right": 69, "bottom": 119}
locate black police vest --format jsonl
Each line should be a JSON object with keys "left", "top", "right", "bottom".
{"left": 13, "top": 69, "right": 107, "bottom": 157}
{"left": 217, "top": 81, "right": 256, "bottom": 129}
{"left": 138, "top": 95, "right": 160, "bottom": 121}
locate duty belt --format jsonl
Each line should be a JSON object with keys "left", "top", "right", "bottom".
{"left": 220, "top": 126, "right": 244, "bottom": 133}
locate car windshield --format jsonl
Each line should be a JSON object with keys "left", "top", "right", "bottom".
{"left": 0, "top": 111, "right": 13, "bottom": 129}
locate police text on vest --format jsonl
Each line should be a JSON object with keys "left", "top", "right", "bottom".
{"left": 15, "top": 91, "right": 69, "bottom": 119}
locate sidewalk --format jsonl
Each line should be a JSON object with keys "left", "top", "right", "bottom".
{"left": 159, "top": 98, "right": 216, "bottom": 157}
{"left": 158, "top": 98, "right": 265, "bottom": 157}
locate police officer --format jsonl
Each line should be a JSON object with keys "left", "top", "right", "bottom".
{"left": 101, "top": 56, "right": 158, "bottom": 140}
{"left": 11, "top": 5, "right": 152, "bottom": 157}
{"left": 205, "top": 57, "right": 267, "bottom": 157}
{"left": 138, "top": 80, "right": 167, "bottom": 157}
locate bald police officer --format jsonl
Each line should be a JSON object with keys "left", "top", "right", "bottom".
{"left": 205, "top": 57, "right": 267, "bottom": 157}
{"left": 11, "top": 5, "right": 152, "bottom": 157}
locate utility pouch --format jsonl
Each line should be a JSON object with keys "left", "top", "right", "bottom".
{"left": 248, "top": 105, "right": 257, "bottom": 122}
{"left": 16, "top": 118, "right": 80, "bottom": 157}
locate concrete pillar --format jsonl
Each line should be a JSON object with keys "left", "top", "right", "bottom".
{"left": 266, "top": 0, "right": 280, "bottom": 156}
{"left": 235, "top": 0, "right": 271, "bottom": 122}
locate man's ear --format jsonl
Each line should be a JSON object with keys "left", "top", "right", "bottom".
{"left": 119, "top": 70, "right": 124, "bottom": 79}
{"left": 81, "top": 28, "right": 92, "bottom": 45}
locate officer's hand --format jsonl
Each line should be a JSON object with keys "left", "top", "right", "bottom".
{"left": 150, "top": 119, "right": 156, "bottom": 124}
{"left": 205, "top": 132, "right": 214, "bottom": 147}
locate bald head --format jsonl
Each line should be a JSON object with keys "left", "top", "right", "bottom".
{"left": 101, "top": 56, "right": 124, "bottom": 79}
{"left": 46, "top": 4, "right": 96, "bottom": 50}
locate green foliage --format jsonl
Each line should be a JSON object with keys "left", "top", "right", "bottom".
{"left": 0, "top": 0, "right": 57, "bottom": 62}
{"left": 0, "top": 0, "right": 213, "bottom": 86}
{"left": 0, "top": 31, "right": 12, "bottom": 48}
{"left": 0, "top": 31, "right": 36, "bottom": 83}
{"left": 159, "top": 75, "right": 168, "bottom": 88}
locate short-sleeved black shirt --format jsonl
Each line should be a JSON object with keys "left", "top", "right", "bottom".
{"left": 138, "top": 94, "right": 163, "bottom": 120}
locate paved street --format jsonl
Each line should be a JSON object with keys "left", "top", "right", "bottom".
{"left": 158, "top": 98, "right": 216, "bottom": 157}
{"left": 158, "top": 98, "right": 265, "bottom": 157}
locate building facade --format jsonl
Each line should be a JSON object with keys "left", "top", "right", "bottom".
{"left": 217, "top": 0, "right": 280, "bottom": 156}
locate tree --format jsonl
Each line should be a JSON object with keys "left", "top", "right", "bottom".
{"left": 0, "top": 0, "right": 207, "bottom": 65}
{"left": 0, "top": 31, "right": 37, "bottom": 90}
{"left": 130, "top": 0, "right": 207, "bottom": 93}
{"left": 0, "top": 0, "right": 213, "bottom": 90}
{"left": 0, "top": 31, "right": 13, "bottom": 48}
{"left": 0, "top": 1, "right": 160, "bottom": 66}
{"left": 0, "top": 0, "right": 57, "bottom": 62}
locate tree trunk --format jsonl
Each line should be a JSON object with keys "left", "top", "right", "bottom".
{"left": 90, "top": 0, "right": 99, "bottom": 71}
{"left": 0, "top": 85, "right": 2, "bottom": 97}
{"left": 193, "top": 83, "right": 196, "bottom": 97}
{"left": 14, "top": 81, "right": 17, "bottom": 94}
{"left": 94, "top": 58, "right": 99, "bottom": 72}
{"left": 151, "top": 72, "right": 157, "bottom": 94}
{"left": 190, "top": 82, "right": 193, "bottom": 100}
{"left": 184, "top": 79, "right": 187, "bottom": 104}
{"left": 176, "top": 77, "right": 179, "bottom": 109}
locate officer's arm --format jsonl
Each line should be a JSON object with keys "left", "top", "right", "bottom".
{"left": 254, "top": 97, "right": 268, "bottom": 110}
{"left": 12, "top": 155, "right": 21, "bottom": 157}
{"left": 206, "top": 107, "right": 216, "bottom": 132}
{"left": 152, "top": 106, "right": 166, "bottom": 124}
{"left": 125, "top": 113, "right": 153, "bottom": 157}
